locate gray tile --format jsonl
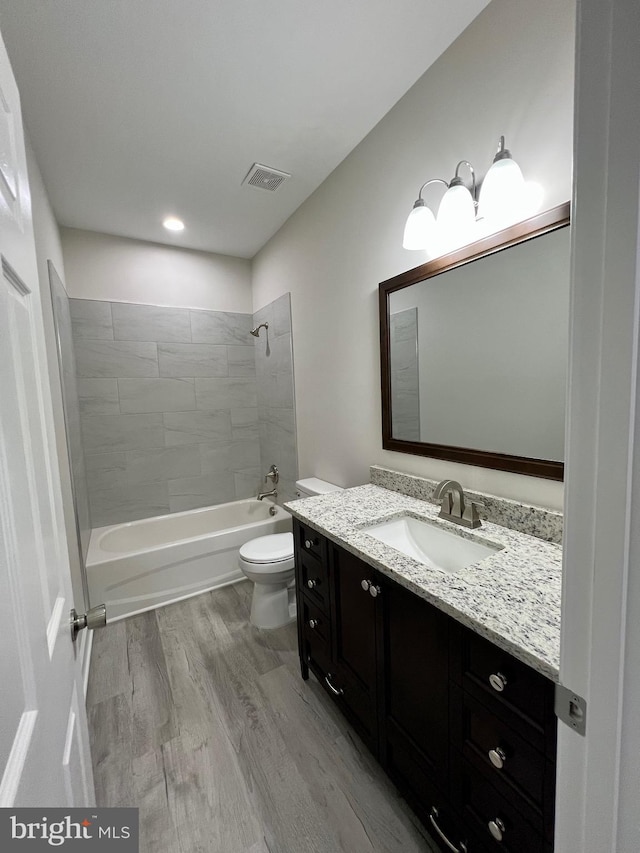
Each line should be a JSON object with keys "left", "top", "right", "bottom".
{"left": 269, "top": 293, "right": 292, "bottom": 339}
{"left": 118, "top": 378, "right": 196, "bottom": 413}
{"left": 227, "top": 346, "right": 256, "bottom": 377}
{"left": 111, "top": 302, "right": 191, "bottom": 343}
{"left": 190, "top": 310, "right": 253, "bottom": 345}
{"left": 158, "top": 343, "right": 228, "bottom": 378}
{"left": 86, "top": 446, "right": 200, "bottom": 491}
{"left": 75, "top": 340, "right": 158, "bottom": 378}
{"left": 163, "top": 411, "right": 232, "bottom": 446}
{"left": 70, "top": 299, "right": 113, "bottom": 340}
{"left": 195, "top": 377, "right": 257, "bottom": 410}
{"left": 89, "top": 482, "right": 170, "bottom": 527}
{"left": 77, "top": 378, "right": 120, "bottom": 416}
{"left": 167, "top": 472, "right": 236, "bottom": 512}
{"left": 81, "top": 413, "right": 165, "bottom": 453}
{"left": 230, "top": 408, "right": 259, "bottom": 440}
{"left": 85, "top": 452, "right": 128, "bottom": 490}
{"left": 390, "top": 307, "right": 418, "bottom": 343}
{"left": 234, "top": 469, "right": 262, "bottom": 499}
{"left": 85, "top": 451, "right": 127, "bottom": 472}
{"left": 124, "top": 446, "right": 201, "bottom": 485}
{"left": 200, "top": 439, "right": 260, "bottom": 474}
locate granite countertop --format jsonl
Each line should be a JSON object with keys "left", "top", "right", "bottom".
{"left": 284, "top": 484, "right": 562, "bottom": 681}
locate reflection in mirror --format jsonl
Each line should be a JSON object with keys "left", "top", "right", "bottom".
{"left": 390, "top": 308, "right": 420, "bottom": 441}
{"left": 381, "top": 204, "right": 570, "bottom": 479}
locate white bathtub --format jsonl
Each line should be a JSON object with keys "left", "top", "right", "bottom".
{"left": 86, "top": 499, "right": 292, "bottom": 621}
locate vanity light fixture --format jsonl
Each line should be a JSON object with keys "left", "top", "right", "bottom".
{"left": 403, "top": 137, "right": 539, "bottom": 256}
{"left": 477, "top": 136, "right": 526, "bottom": 228}
{"left": 163, "top": 216, "right": 185, "bottom": 232}
{"left": 402, "top": 178, "right": 447, "bottom": 252}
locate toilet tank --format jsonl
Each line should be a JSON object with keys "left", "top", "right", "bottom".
{"left": 295, "top": 477, "right": 343, "bottom": 498}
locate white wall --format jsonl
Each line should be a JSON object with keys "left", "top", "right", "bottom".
{"left": 251, "top": 0, "right": 575, "bottom": 511}
{"left": 25, "top": 136, "right": 88, "bottom": 612}
{"left": 61, "top": 227, "right": 252, "bottom": 312}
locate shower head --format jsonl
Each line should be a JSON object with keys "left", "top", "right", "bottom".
{"left": 250, "top": 322, "right": 269, "bottom": 337}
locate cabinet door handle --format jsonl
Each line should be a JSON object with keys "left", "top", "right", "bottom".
{"left": 361, "top": 579, "right": 371, "bottom": 592}
{"left": 488, "top": 817, "right": 506, "bottom": 842}
{"left": 325, "top": 673, "right": 344, "bottom": 697}
{"left": 488, "top": 747, "right": 507, "bottom": 769}
{"left": 308, "top": 619, "right": 318, "bottom": 630}
{"left": 304, "top": 538, "right": 318, "bottom": 549}
{"left": 307, "top": 578, "right": 319, "bottom": 589}
{"left": 369, "top": 584, "right": 381, "bottom": 598}
{"left": 429, "top": 807, "right": 468, "bottom": 853}
{"left": 489, "top": 672, "right": 508, "bottom": 692}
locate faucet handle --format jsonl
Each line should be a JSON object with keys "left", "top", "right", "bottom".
{"left": 462, "top": 500, "right": 485, "bottom": 528}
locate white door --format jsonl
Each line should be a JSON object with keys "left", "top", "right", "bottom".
{"left": 0, "top": 33, "right": 95, "bottom": 806}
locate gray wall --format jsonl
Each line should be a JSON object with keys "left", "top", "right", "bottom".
{"left": 71, "top": 295, "right": 297, "bottom": 527}
{"left": 253, "top": 294, "right": 298, "bottom": 503}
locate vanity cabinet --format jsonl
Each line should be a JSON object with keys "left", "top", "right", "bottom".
{"left": 293, "top": 519, "right": 557, "bottom": 853}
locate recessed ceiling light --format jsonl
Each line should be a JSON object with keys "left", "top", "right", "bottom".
{"left": 163, "top": 216, "right": 184, "bottom": 232}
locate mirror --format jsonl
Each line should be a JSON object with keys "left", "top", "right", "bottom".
{"left": 379, "top": 203, "right": 570, "bottom": 480}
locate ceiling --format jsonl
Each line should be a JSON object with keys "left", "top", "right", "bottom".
{"left": 0, "top": 0, "right": 489, "bottom": 259}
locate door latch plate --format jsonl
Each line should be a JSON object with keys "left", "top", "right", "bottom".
{"left": 555, "top": 683, "right": 587, "bottom": 735}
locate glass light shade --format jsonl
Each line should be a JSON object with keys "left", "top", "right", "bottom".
{"left": 403, "top": 202, "right": 437, "bottom": 252}
{"left": 436, "top": 184, "right": 476, "bottom": 253}
{"left": 478, "top": 157, "right": 526, "bottom": 229}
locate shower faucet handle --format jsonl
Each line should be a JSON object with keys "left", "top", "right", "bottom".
{"left": 265, "top": 464, "right": 279, "bottom": 484}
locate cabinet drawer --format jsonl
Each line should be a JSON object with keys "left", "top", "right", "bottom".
{"left": 296, "top": 523, "right": 325, "bottom": 562}
{"left": 301, "top": 595, "right": 330, "bottom": 646}
{"left": 453, "top": 687, "right": 546, "bottom": 812}
{"left": 452, "top": 753, "right": 545, "bottom": 853}
{"left": 299, "top": 549, "right": 330, "bottom": 611}
{"left": 301, "top": 615, "right": 332, "bottom": 679}
{"left": 456, "top": 629, "right": 553, "bottom": 736}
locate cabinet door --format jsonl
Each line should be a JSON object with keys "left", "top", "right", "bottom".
{"left": 330, "top": 544, "right": 380, "bottom": 752}
{"left": 381, "top": 579, "right": 450, "bottom": 793}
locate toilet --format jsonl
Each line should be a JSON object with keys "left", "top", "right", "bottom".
{"left": 238, "top": 478, "right": 343, "bottom": 629}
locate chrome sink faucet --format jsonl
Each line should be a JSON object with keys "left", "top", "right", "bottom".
{"left": 433, "top": 479, "right": 484, "bottom": 529}
{"left": 257, "top": 464, "right": 279, "bottom": 501}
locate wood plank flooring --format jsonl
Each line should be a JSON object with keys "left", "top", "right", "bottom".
{"left": 87, "top": 581, "right": 436, "bottom": 853}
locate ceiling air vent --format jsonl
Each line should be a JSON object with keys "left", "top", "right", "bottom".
{"left": 242, "top": 163, "right": 291, "bottom": 192}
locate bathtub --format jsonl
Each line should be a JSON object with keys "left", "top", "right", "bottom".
{"left": 86, "top": 499, "right": 292, "bottom": 621}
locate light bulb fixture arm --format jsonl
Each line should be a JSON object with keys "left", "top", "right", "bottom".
{"left": 417, "top": 177, "right": 449, "bottom": 202}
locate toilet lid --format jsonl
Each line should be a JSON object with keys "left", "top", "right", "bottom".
{"left": 239, "top": 532, "right": 294, "bottom": 564}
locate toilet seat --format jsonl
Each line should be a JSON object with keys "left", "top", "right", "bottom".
{"left": 239, "top": 532, "right": 293, "bottom": 565}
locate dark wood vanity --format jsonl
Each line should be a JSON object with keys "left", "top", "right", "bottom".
{"left": 294, "top": 518, "right": 557, "bottom": 853}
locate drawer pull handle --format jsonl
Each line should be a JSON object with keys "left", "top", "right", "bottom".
{"left": 304, "top": 538, "right": 318, "bottom": 549}
{"left": 308, "top": 619, "right": 318, "bottom": 630}
{"left": 429, "top": 807, "right": 468, "bottom": 853}
{"left": 325, "top": 673, "right": 344, "bottom": 697}
{"left": 489, "top": 672, "right": 508, "bottom": 692}
{"left": 488, "top": 747, "right": 507, "bottom": 769}
{"left": 307, "top": 579, "right": 319, "bottom": 589}
{"left": 369, "top": 584, "right": 382, "bottom": 598}
{"left": 361, "top": 579, "right": 371, "bottom": 592}
{"left": 488, "top": 817, "right": 506, "bottom": 842}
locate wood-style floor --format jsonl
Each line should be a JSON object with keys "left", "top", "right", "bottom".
{"left": 87, "top": 581, "right": 436, "bottom": 853}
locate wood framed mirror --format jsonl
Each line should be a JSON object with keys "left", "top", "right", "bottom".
{"left": 379, "top": 202, "right": 570, "bottom": 480}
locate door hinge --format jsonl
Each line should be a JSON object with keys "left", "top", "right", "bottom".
{"left": 555, "top": 683, "right": 587, "bottom": 736}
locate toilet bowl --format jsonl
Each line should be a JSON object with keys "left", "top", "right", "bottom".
{"left": 238, "top": 532, "right": 296, "bottom": 629}
{"left": 238, "top": 478, "right": 343, "bottom": 629}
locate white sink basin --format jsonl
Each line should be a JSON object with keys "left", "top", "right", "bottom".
{"left": 362, "top": 515, "right": 502, "bottom": 573}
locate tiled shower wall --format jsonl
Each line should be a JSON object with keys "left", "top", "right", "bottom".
{"left": 71, "top": 296, "right": 297, "bottom": 527}
{"left": 253, "top": 294, "right": 298, "bottom": 503}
